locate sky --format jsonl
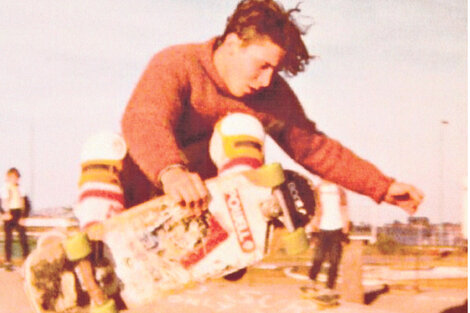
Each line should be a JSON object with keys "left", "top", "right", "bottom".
{"left": 0, "top": 0, "right": 467, "bottom": 226}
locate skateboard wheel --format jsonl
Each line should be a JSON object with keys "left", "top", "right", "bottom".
{"left": 91, "top": 299, "right": 118, "bottom": 313}
{"left": 63, "top": 232, "right": 92, "bottom": 261}
{"left": 223, "top": 267, "right": 247, "bottom": 281}
{"left": 281, "top": 227, "right": 309, "bottom": 255}
{"left": 243, "top": 163, "right": 285, "bottom": 187}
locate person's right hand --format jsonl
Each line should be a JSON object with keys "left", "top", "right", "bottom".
{"left": 305, "top": 219, "right": 319, "bottom": 233}
{"left": 2, "top": 212, "right": 12, "bottom": 221}
{"left": 384, "top": 181, "right": 424, "bottom": 215}
{"left": 160, "top": 167, "right": 209, "bottom": 214}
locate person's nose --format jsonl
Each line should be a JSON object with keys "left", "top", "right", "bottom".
{"left": 255, "top": 68, "right": 273, "bottom": 89}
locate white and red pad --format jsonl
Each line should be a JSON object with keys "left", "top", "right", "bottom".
{"left": 209, "top": 113, "right": 265, "bottom": 175}
{"left": 75, "top": 131, "right": 127, "bottom": 228}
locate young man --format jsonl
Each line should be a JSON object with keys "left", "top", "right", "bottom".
{"left": 122, "top": 0, "right": 423, "bottom": 214}
{"left": 0, "top": 168, "right": 29, "bottom": 270}
{"left": 304, "top": 180, "right": 350, "bottom": 300}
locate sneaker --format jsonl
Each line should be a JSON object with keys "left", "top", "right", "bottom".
{"left": 314, "top": 293, "right": 338, "bottom": 304}
{"left": 300, "top": 282, "right": 320, "bottom": 297}
{"left": 321, "top": 288, "right": 339, "bottom": 299}
{"left": 3, "top": 262, "right": 14, "bottom": 272}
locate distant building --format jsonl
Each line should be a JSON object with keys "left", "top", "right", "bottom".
{"left": 377, "top": 217, "right": 464, "bottom": 246}
{"left": 350, "top": 222, "right": 376, "bottom": 244}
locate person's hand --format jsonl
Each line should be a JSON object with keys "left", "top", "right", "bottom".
{"left": 305, "top": 218, "right": 320, "bottom": 233}
{"left": 2, "top": 212, "right": 12, "bottom": 221}
{"left": 341, "top": 232, "right": 351, "bottom": 245}
{"left": 384, "top": 182, "right": 424, "bottom": 215}
{"left": 160, "top": 166, "right": 209, "bottom": 214}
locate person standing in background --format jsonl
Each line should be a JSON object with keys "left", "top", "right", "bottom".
{"left": 0, "top": 168, "right": 29, "bottom": 271}
{"left": 304, "top": 180, "right": 349, "bottom": 300}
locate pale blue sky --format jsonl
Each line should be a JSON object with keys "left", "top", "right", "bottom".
{"left": 0, "top": 0, "right": 467, "bottom": 226}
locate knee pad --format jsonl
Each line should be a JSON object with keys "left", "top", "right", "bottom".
{"left": 209, "top": 113, "right": 265, "bottom": 175}
{"left": 75, "top": 132, "right": 127, "bottom": 228}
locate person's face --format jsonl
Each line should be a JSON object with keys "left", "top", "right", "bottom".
{"left": 6, "top": 173, "right": 19, "bottom": 185}
{"left": 223, "top": 34, "right": 285, "bottom": 98}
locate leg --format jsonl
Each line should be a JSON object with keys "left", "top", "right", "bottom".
{"left": 17, "top": 223, "right": 29, "bottom": 258}
{"left": 326, "top": 230, "right": 343, "bottom": 290}
{"left": 77, "top": 258, "right": 107, "bottom": 305}
{"left": 63, "top": 232, "right": 117, "bottom": 312}
{"left": 4, "top": 221, "right": 13, "bottom": 262}
{"left": 308, "top": 231, "right": 328, "bottom": 282}
{"left": 10, "top": 209, "right": 28, "bottom": 259}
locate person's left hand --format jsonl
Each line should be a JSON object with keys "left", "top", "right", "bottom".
{"left": 384, "top": 181, "right": 424, "bottom": 215}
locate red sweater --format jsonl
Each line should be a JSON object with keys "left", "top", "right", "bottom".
{"left": 122, "top": 38, "right": 393, "bottom": 203}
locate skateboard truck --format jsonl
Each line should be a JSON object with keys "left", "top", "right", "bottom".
{"left": 63, "top": 232, "right": 118, "bottom": 313}
{"left": 274, "top": 187, "right": 309, "bottom": 255}
{"left": 271, "top": 170, "right": 317, "bottom": 256}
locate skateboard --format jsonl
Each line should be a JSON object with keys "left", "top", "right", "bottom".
{"left": 0, "top": 262, "right": 16, "bottom": 272}
{"left": 300, "top": 286, "right": 340, "bottom": 310}
{"left": 311, "top": 295, "right": 340, "bottom": 310}
{"left": 24, "top": 163, "right": 310, "bottom": 313}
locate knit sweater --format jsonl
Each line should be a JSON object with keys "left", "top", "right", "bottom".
{"left": 122, "top": 38, "right": 394, "bottom": 203}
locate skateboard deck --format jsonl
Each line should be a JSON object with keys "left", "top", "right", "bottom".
{"left": 300, "top": 285, "right": 320, "bottom": 297}
{"left": 24, "top": 163, "right": 287, "bottom": 312}
{"left": 311, "top": 295, "right": 340, "bottom": 310}
{"left": 300, "top": 286, "right": 340, "bottom": 310}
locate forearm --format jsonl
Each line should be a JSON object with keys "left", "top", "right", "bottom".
{"left": 281, "top": 127, "right": 393, "bottom": 203}
{"left": 264, "top": 78, "right": 393, "bottom": 203}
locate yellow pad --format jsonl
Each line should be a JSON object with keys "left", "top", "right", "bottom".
{"left": 79, "top": 159, "right": 122, "bottom": 187}
{"left": 281, "top": 227, "right": 309, "bottom": 255}
{"left": 91, "top": 299, "right": 118, "bottom": 313}
{"left": 63, "top": 232, "right": 92, "bottom": 261}
{"left": 81, "top": 159, "right": 122, "bottom": 170}
{"left": 78, "top": 169, "right": 121, "bottom": 187}
{"left": 242, "top": 163, "right": 285, "bottom": 187}
{"left": 222, "top": 134, "right": 264, "bottom": 161}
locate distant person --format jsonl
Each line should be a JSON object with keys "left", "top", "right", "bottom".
{"left": 303, "top": 180, "right": 349, "bottom": 300}
{"left": 0, "top": 168, "right": 29, "bottom": 270}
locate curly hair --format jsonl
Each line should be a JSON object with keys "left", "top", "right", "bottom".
{"left": 219, "top": 0, "right": 313, "bottom": 76}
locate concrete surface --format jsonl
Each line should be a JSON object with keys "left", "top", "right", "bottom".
{"left": 0, "top": 264, "right": 466, "bottom": 313}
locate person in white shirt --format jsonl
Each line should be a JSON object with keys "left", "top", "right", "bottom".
{"left": 1, "top": 168, "right": 29, "bottom": 269}
{"left": 306, "top": 180, "right": 349, "bottom": 298}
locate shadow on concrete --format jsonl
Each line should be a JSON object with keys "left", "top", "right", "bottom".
{"left": 440, "top": 300, "right": 468, "bottom": 313}
{"left": 364, "top": 284, "right": 390, "bottom": 305}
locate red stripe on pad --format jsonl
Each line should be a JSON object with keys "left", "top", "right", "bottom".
{"left": 79, "top": 189, "right": 124, "bottom": 205}
{"left": 219, "top": 157, "right": 262, "bottom": 174}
